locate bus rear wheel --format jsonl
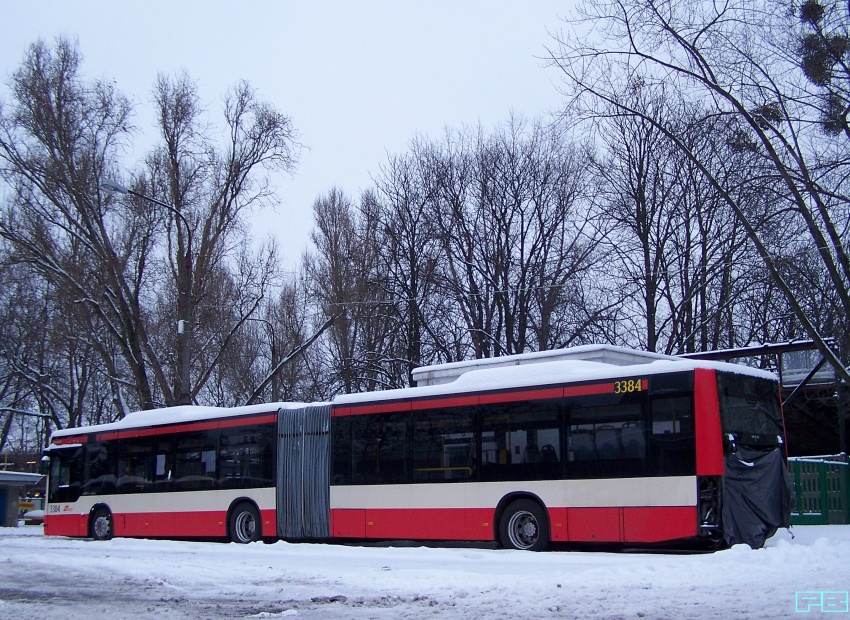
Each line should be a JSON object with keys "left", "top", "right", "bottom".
{"left": 498, "top": 499, "right": 549, "bottom": 551}
{"left": 90, "top": 507, "right": 114, "bottom": 541}
{"left": 229, "top": 503, "right": 262, "bottom": 543}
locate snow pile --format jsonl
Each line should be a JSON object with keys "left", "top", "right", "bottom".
{"left": 1, "top": 525, "right": 847, "bottom": 618}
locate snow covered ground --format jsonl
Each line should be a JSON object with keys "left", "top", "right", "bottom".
{"left": 1, "top": 525, "right": 848, "bottom": 619}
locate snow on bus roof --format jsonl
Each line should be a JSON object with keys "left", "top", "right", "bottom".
{"left": 50, "top": 347, "right": 776, "bottom": 440}
{"left": 50, "top": 401, "right": 311, "bottom": 440}
{"left": 334, "top": 356, "right": 777, "bottom": 406}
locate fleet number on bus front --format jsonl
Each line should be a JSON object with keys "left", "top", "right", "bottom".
{"left": 614, "top": 379, "right": 645, "bottom": 393}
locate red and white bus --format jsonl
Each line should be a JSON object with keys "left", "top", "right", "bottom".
{"left": 44, "top": 346, "right": 792, "bottom": 550}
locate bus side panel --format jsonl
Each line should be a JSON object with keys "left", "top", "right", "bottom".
{"left": 566, "top": 507, "right": 622, "bottom": 542}
{"left": 151, "top": 510, "right": 228, "bottom": 537}
{"left": 115, "top": 512, "right": 156, "bottom": 537}
{"left": 98, "top": 511, "right": 216, "bottom": 538}
{"left": 361, "top": 508, "right": 493, "bottom": 541}
{"left": 44, "top": 512, "right": 84, "bottom": 537}
{"left": 622, "top": 506, "right": 697, "bottom": 542}
{"left": 260, "top": 508, "right": 276, "bottom": 537}
{"left": 548, "top": 507, "right": 568, "bottom": 542}
{"left": 694, "top": 368, "right": 724, "bottom": 476}
{"left": 331, "top": 509, "right": 366, "bottom": 538}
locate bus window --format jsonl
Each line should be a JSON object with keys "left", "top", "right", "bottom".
{"left": 716, "top": 372, "right": 783, "bottom": 445}
{"left": 567, "top": 403, "right": 647, "bottom": 479}
{"left": 650, "top": 396, "right": 696, "bottom": 476}
{"left": 155, "top": 437, "right": 174, "bottom": 492}
{"left": 219, "top": 427, "right": 274, "bottom": 488}
{"left": 117, "top": 438, "right": 156, "bottom": 493}
{"left": 412, "top": 407, "right": 475, "bottom": 482}
{"left": 174, "top": 432, "right": 218, "bottom": 491}
{"left": 331, "top": 416, "right": 352, "bottom": 485}
{"left": 84, "top": 441, "right": 116, "bottom": 495}
{"left": 350, "top": 413, "right": 409, "bottom": 485}
{"left": 480, "top": 401, "right": 561, "bottom": 482}
{"left": 48, "top": 447, "right": 83, "bottom": 503}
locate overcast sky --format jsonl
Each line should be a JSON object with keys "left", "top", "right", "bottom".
{"left": 2, "top": 1, "right": 568, "bottom": 267}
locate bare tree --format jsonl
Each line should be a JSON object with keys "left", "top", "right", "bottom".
{"left": 127, "top": 73, "right": 300, "bottom": 406}
{"left": 371, "top": 147, "right": 445, "bottom": 384}
{"left": 0, "top": 39, "right": 302, "bottom": 421}
{"left": 0, "top": 38, "right": 154, "bottom": 414}
{"left": 305, "top": 188, "right": 388, "bottom": 395}
{"left": 548, "top": 0, "right": 850, "bottom": 382}
{"left": 428, "top": 118, "right": 602, "bottom": 357}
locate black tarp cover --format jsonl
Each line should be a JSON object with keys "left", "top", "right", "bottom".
{"left": 722, "top": 446, "right": 793, "bottom": 548}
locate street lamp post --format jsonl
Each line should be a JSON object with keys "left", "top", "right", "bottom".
{"left": 101, "top": 179, "right": 193, "bottom": 406}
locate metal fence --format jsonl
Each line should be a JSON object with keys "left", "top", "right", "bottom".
{"left": 788, "top": 455, "right": 850, "bottom": 525}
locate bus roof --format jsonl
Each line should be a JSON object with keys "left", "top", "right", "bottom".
{"left": 335, "top": 354, "right": 777, "bottom": 406}
{"left": 50, "top": 347, "right": 776, "bottom": 441}
{"left": 411, "top": 344, "right": 677, "bottom": 386}
{"left": 49, "top": 401, "right": 312, "bottom": 441}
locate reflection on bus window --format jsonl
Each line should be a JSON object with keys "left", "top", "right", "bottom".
{"left": 480, "top": 401, "right": 561, "bottom": 482}
{"left": 412, "top": 407, "right": 475, "bottom": 482}
{"left": 567, "top": 403, "right": 647, "bottom": 478}
{"left": 650, "top": 396, "right": 695, "bottom": 476}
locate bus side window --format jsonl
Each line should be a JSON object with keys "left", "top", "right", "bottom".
{"left": 117, "top": 438, "right": 156, "bottom": 493}
{"left": 412, "top": 407, "right": 475, "bottom": 483}
{"left": 48, "top": 448, "right": 84, "bottom": 503}
{"left": 174, "top": 431, "right": 219, "bottom": 491}
{"left": 155, "top": 436, "right": 174, "bottom": 492}
{"left": 219, "top": 426, "right": 274, "bottom": 489}
{"left": 350, "top": 413, "right": 409, "bottom": 485}
{"left": 650, "top": 396, "right": 695, "bottom": 476}
{"left": 331, "top": 416, "right": 352, "bottom": 485}
{"left": 480, "top": 401, "right": 561, "bottom": 482}
{"left": 567, "top": 403, "right": 647, "bottom": 479}
{"left": 84, "top": 442, "right": 116, "bottom": 495}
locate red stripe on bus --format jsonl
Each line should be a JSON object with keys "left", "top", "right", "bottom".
{"left": 219, "top": 414, "right": 276, "bottom": 429}
{"left": 694, "top": 368, "right": 724, "bottom": 476}
{"left": 47, "top": 504, "right": 696, "bottom": 544}
{"left": 331, "top": 507, "right": 494, "bottom": 541}
{"left": 563, "top": 382, "right": 617, "bottom": 398}
{"left": 93, "top": 414, "right": 278, "bottom": 442}
{"left": 479, "top": 387, "right": 563, "bottom": 404}
{"left": 333, "top": 381, "right": 621, "bottom": 417}
{"left": 52, "top": 435, "right": 88, "bottom": 445}
{"left": 335, "top": 401, "right": 412, "bottom": 416}
{"left": 47, "top": 508, "right": 278, "bottom": 540}
{"left": 329, "top": 505, "right": 698, "bottom": 544}
{"left": 409, "top": 394, "right": 481, "bottom": 410}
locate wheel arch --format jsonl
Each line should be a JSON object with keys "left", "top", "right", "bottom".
{"left": 493, "top": 491, "right": 550, "bottom": 544}
{"left": 226, "top": 496, "right": 264, "bottom": 540}
{"left": 88, "top": 503, "right": 113, "bottom": 539}
{"left": 88, "top": 503, "right": 112, "bottom": 527}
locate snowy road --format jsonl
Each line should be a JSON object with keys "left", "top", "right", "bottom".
{"left": 1, "top": 525, "right": 848, "bottom": 619}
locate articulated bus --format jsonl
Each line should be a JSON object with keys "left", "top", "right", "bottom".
{"left": 44, "top": 346, "right": 792, "bottom": 550}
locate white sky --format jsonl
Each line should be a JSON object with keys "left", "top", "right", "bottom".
{"left": 1, "top": 1, "right": 568, "bottom": 267}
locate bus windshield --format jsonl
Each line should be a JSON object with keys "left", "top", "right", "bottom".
{"left": 716, "top": 372, "right": 783, "bottom": 444}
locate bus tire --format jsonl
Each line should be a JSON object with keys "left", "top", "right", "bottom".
{"left": 229, "top": 502, "right": 262, "bottom": 544}
{"left": 498, "top": 499, "right": 549, "bottom": 551}
{"left": 90, "top": 507, "right": 114, "bottom": 541}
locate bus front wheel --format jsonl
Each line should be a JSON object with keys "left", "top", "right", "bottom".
{"left": 498, "top": 499, "right": 550, "bottom": 551}
{"left": 229, "top": 503, "right": 262, "bottom": 543}
{"left": 90, "top": 507, "right": 114, "bottom": 541}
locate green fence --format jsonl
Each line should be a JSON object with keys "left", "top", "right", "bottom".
{"left": 788, "top": 456, "right": 850, "bottom": 525}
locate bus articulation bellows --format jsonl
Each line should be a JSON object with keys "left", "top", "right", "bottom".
{"left": 43, "top": 346, "right": 792, "bottom": 550}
